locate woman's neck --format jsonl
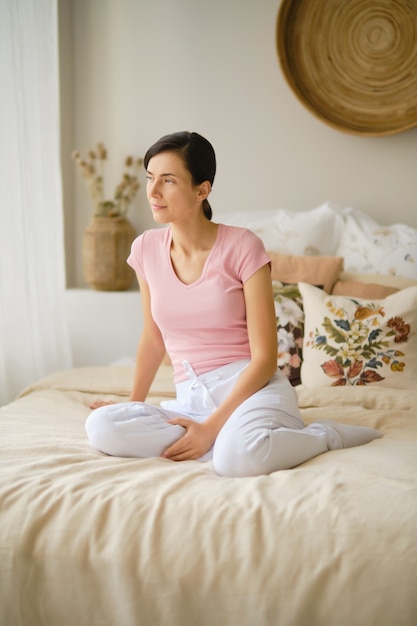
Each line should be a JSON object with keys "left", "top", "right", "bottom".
{"left": 170, "top": 217, "right": 218, "bottom": 254}
{"left": 169, "top": 218, "right": 219, "bottom": 285}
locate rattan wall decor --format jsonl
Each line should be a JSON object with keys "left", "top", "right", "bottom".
{"left": 276, "top": 0, "right": 417, "bottom": 136}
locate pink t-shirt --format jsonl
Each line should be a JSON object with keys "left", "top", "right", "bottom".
{"left": 127, "top": 223, "right": 271, "bottom": 382}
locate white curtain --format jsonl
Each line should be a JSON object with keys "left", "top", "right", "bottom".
{"left": 0, "top": 0, "right": 72, "bottom": 406}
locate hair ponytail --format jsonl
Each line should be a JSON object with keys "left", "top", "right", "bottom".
{"left": 202, "top": 199, "right": 212, "bottom": 221}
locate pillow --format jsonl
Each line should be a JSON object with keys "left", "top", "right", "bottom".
{"left": 220, "top": 202, "right": 345, "bottom": 256}
{"left": 331, "top": 280, "right": 398, "bottom": 299}
{"left": 268, "top": 252, "right": 343, "bottom": 293}
{"left": 273, "top": 282, "right": 305, "bottom": 386}
{"left": 335, "top": 207, "right": 417, "bottom": 280}
{"left": 337, "top": 271, "right": 417, "bottom": 290}
{"left": 299, "top": 282, "right": 417, "bottom": 389}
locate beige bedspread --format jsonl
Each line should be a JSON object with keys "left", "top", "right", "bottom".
{"left": 1, "top": 365, "right": 416, "bottom": 626}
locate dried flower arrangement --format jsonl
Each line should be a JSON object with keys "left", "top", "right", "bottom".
{"left": 72, "top": 142, "right": 143, "bottom": 217}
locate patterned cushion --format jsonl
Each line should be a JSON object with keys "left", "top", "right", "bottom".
{"left": 335, "top": 207, "right": 417, "bottom": 280}
{"left": 299, "top": 282, "right": 417, "bottom": 389}
{"left": 273, "top": 282, "right": 306, "bottom": 386}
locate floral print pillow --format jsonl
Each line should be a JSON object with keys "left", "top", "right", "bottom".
{"left": 273, "top": 282, "right": 308, "bottom": 386}
{"left": 299, "top": 282, "right": 417, "bottom": 389}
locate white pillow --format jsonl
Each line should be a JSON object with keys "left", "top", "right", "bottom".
{"left": 335, "top": 207, "right": 417, "bottom": 280}
{"left": 219, "top": 202, "right": 344, "bottom": 256}
{"left": 299, "top": 282, "right": 417, "bottom": 390}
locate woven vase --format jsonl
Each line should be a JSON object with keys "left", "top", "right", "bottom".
{"left": 82, "top": 216, "right": 136, "bottom": 291}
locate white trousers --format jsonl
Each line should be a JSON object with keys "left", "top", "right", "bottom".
{"left": 86, "top": 359, "right": 330, "bottom": 477}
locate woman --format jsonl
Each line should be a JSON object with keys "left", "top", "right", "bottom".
{"left": 86, "top": 131, "right": 381, "bottom": 477}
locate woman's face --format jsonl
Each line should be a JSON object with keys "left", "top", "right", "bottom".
{"left": 146, "top": 151, "right": 204, "bottom": 225}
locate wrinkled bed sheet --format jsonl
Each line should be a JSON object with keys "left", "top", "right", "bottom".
{"left": 1, "top": 366, "right": 416, "bottom": 626}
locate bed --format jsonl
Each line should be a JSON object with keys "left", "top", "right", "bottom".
{"left": 1, "top": 204, "right": 417, "bottom": 626}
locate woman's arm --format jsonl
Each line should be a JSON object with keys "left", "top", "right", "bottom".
{"left": 204, "top": 263, "right": 278, "bottom": 432}
{"left": 163, "top": 264, "right": 278, "bottom": 460}
{"left": 129, "top": 276, "right": 167, "bottom": 401}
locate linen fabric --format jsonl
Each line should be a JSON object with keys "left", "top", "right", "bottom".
{"left": 220, "top": 202, "right": 345, "bottom": 256}
{"left": 335, "top": 206, "right": 417, "bottom": 279}
{"left": 220, "top": 204, "right": 417, "bottom": 280}
{"left": 0, "top": 0, "right": 72, "bottom": 405}
{"left": 1, "top": 365, "right": 415, "bottom": 626}
{"left": 127, "top": 224, "right": 270, "bottom": 382}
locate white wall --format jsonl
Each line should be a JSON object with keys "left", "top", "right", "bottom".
{"left": 59, "top": 0, "right": 417, "bottom": 365}
{"left": 65, "top": 290, "right": 142, "bottom": 366}
{"left": 60, "top": 0, "right": 417, "bottom": 287}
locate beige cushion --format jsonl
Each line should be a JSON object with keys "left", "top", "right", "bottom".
{"left": 337, "top": 271, "right": 417, "bottom": 289}
{"left": 268, "top": 252, "right": 343, "bottom": 293}
{"left": 331, "top": 280, "right": 398, "bottom": 299}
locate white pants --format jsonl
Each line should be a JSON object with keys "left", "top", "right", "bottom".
{"left": 86, "top": 359, "right": 329, "bottom": 477}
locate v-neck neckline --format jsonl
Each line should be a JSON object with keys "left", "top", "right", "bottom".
{"left": 167, "top": 224, "right": 222, "bottom": 288}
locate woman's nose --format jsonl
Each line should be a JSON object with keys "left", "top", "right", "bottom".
{"left": 148, "top": 180, "right": 161, "bottom": 197}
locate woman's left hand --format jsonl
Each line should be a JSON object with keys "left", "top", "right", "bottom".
{"left": 162, "top": 418, "right": 215, "bottom": 461}
{"left": 88, "top": 399, "right": 116, "bottom": 410}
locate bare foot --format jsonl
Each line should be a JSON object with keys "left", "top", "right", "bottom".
{"left": 88, "top": 400, "right": 116, "bottom": 410}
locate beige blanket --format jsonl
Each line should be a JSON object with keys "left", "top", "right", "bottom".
{"left": 1, "top": 366, "right": 416, "bottom": 626}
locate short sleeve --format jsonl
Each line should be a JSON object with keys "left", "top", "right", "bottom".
{"left": 127, "top": 232, "right": 146, "bottom": 278}
{"left": 237, "top": 229, "right": 271, "bottom": 284}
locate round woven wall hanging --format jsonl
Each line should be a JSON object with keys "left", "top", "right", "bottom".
{"left": 276, "top": 0, "right": 417, "bottom": 136}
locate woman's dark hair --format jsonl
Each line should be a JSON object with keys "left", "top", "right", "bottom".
{"left": 144, "top": 131, "right": 216, "bottom": 220}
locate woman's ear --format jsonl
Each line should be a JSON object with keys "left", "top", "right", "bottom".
{"left": 197, "top": 181, "right": 211, "bottom": 201}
